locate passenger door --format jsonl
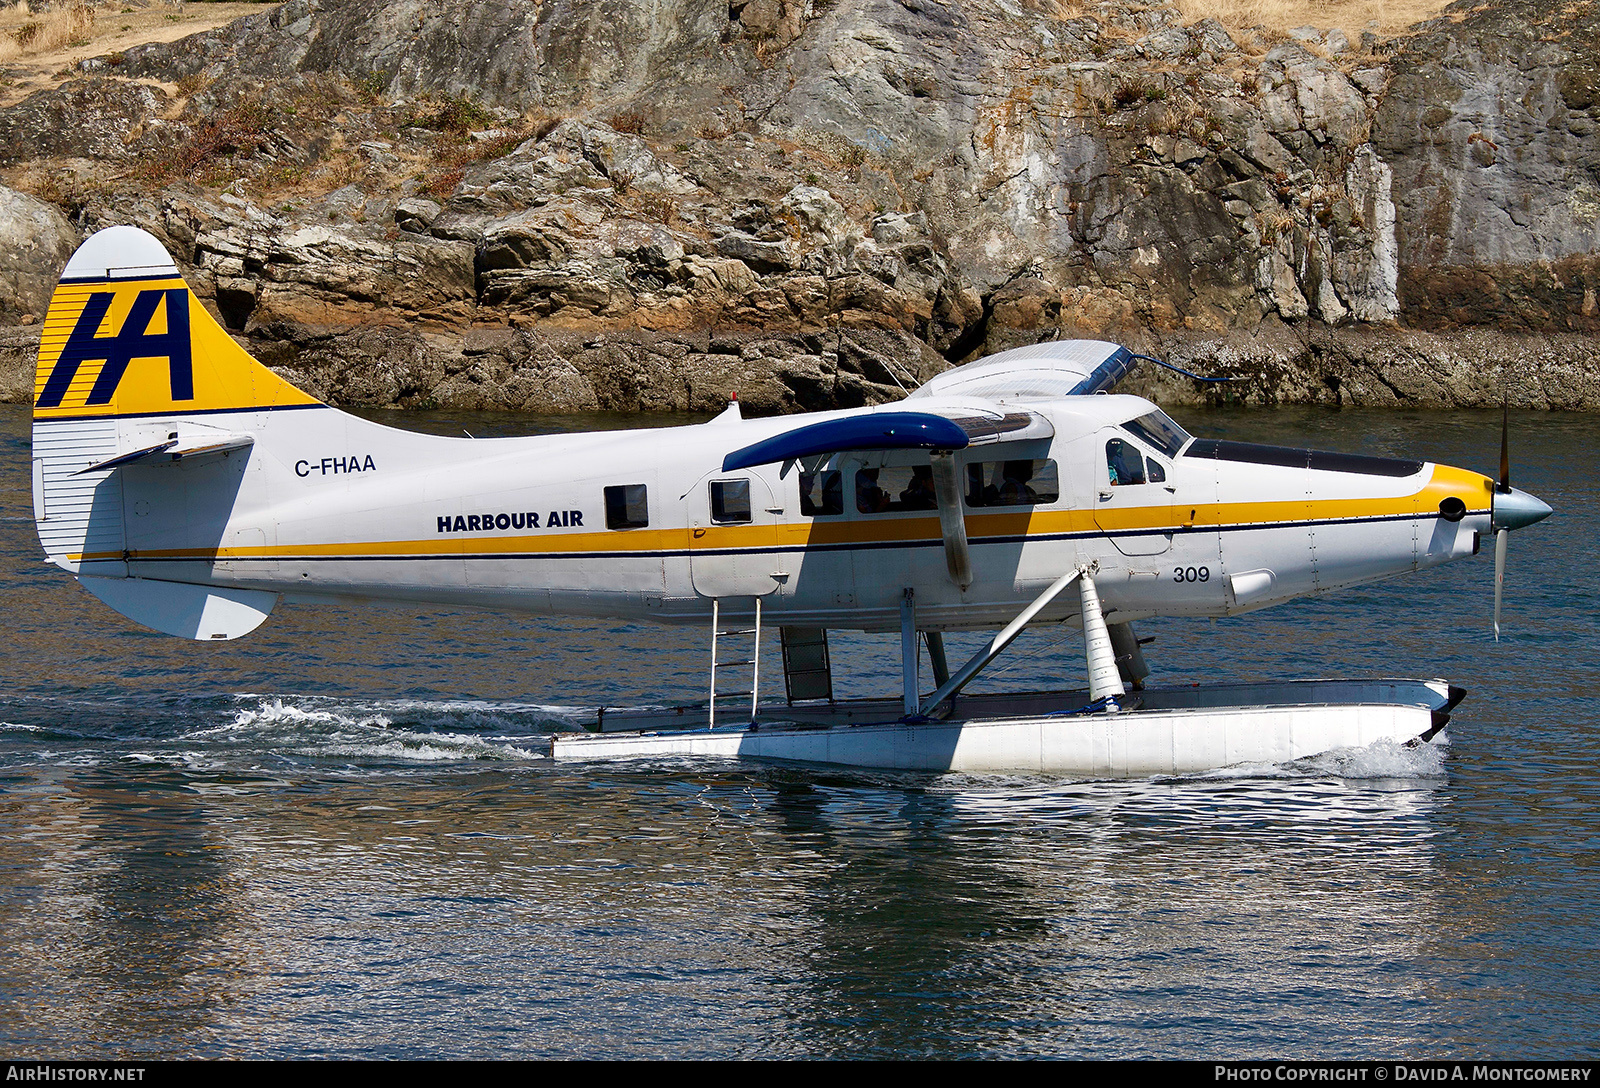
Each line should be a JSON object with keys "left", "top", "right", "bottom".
{"left": 689, "top": 472, "right": 785, "bottom": 598}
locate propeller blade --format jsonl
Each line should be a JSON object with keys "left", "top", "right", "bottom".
{"left": 1493, "top": 527, "right": 1508, "bottom": 642}
{"left": 1499, "top": 398, "right": 1511, "bottom": 493}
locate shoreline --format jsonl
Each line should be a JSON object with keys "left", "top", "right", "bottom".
{"left": 6, "top": 319, "right": 1597, "bottom": 413}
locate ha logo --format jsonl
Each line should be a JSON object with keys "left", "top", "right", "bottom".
{"left": 36, "top": 288, "right": 193, "bottom": 409}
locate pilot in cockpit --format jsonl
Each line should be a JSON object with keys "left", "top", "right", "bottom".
{"left": 1106, "top": 439, "right": 1146, "bottom": 486}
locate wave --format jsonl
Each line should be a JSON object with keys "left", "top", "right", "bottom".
{"left": 176, "top": 694, "right": 593, "bottom": 763}
{"left": 1178, "top": 735, "right": 1450, "bottom": 782}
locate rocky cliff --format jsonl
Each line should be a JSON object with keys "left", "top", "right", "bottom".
{"left": 2, "top": 0, "right": 1598, "bottom": 413}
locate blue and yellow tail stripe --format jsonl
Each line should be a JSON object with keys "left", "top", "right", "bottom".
{"left": 34, "top": 276, "right": 321, "bottom": 420}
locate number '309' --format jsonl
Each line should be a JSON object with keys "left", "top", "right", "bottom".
{"left": 1174, "top": 566, "right": 1210, "bottom": 582}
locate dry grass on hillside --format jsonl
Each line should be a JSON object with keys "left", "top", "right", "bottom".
{"left": 1170, "top": 0, "right": 1453, "bottom": 39}
{"left": 0, "top": 2, "right": 274, "bottom": 108}
{"left": 0, "top": 1, "right": 107, "bottom": 62}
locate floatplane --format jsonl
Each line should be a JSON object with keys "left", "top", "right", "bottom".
{"left": 29, "top": 227, "right": 1552, "bottom": 774}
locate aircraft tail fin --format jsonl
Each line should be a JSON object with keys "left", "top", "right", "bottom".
{"left": 33, "top": 225, "right": 320, "bottom": 422}
{"left": 31, "top": 226, "right": 319, "bottom": 638}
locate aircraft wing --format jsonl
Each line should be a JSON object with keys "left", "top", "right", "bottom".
{"left": 934, "top": 408, "right": 1054, "bottom": 445}
{"left": 720, "top": 407, "right": 1053, "bottom": 472}
{"left": 905, "top": 339, "right": 1135, "bottom": 401}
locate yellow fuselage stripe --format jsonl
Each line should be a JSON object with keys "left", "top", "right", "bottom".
{"left": 72, "top": 465, "right": 1495, "bottom": 563}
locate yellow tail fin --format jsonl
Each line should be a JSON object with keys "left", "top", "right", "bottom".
{"left": 34, "top": 226, "right": 319, "bottom": 420}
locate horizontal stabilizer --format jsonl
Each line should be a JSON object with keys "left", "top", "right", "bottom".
{"left": 74, "top": 433, "right": 254, "bottom": 475}
{"left": 77, "top": 576, "right": 277, "bottom": 641}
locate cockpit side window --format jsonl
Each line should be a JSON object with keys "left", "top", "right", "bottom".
{"left": 710, "top": 479, "right": 752, "bottom": 524}
{"left": 1106, "top": 438, "right": 1146, "bottom": 486}
{"left": 799, "top": 471, "right": 843, "bottom": 517}
{"left": 1122, "top": 410, "right": 1191, "bottom": 457}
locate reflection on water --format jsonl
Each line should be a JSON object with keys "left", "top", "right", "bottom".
{"left": 1, "top": 404, "right": 1597, "bottom": 1058}
{"left": 0, "top": 757, "right": 1460, "bottom": 1058}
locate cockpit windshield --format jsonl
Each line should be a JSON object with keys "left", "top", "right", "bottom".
{"left": 1121, "top": 410, "right": 1191, "bottom": 457}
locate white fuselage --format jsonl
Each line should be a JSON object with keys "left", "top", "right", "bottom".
{"left": 35, "top": 393, "right": 1494, "bottom": 633}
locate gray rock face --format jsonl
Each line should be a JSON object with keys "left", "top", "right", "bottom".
{"left": 1375, "top": 0, "right": 1600, "bottom": 330}
{"left": 0, "top": 79, "right": 169, "bottom": 166}
{"left": 0, "top": 0, "right": 1596, "bottom": 411}
{"left": 0, "top": 187, "right": 79, "bottom": 324}
{"left": 1130, "top": 322, "right": 1600, "bottom": 412}
{"left": 118, "top": 191, "right": 480, "bottom": 335}
{"left": 0, "top": 326, "right": 43, "bottom": 401}
{"left": 114, "top": 0, "right": 738, "bottom": 117}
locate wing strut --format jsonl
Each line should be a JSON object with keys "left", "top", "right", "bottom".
{"left": 930, "top": 451, "right": 972, "bottom": 589}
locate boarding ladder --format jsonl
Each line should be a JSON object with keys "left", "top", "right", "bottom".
{"left": 708, "top": 597, "right": 761, "bottom": 728}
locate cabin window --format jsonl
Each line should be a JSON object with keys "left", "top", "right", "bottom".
{"left": 1147, "top": 457, "right": 1167, "bottom": 484}
{"left": 798, "top": 471, "right": 843, "bottom": 517}
{"left": 604, "top": 484, "right": 649, "bottom": 529}
{"left": 1106, "top": 439, "right": 1146, "bottom": 486}
{"left": 964, "top": 459, "right": 1060, "bottom": 507}
{"left": 854, "top": 465, "right": 938, "bottom": 514}
{"left": 1122, "top": 410, "right": 1191, "bottom": 457}
{"left": 710, "top": 479, "right": 752, "bottom": 524}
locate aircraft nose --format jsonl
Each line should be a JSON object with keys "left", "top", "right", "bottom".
{"left": 1493, "top": 486, "right": 1553, "bottom": 532}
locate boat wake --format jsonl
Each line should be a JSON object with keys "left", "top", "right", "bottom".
{"left": 187, "top": 694, "right": 593, "bottom": 764}
{"left": 1183, "top": 736, "right": 1450, "bottom": 782}
{"left": 1297, "top": 736, "right": 1449, "bottom": 779}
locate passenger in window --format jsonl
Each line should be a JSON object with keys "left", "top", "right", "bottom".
{"left": 1107, "top": 439, "right": 1146, "bottom": 486}
{"left": 799, "top": 471, "right": 843, "bottom": 516}
{"left": 997, "top": 460, "right": 1039, "bottom": 504}
{"left": 966, "top": 464, "right": 999, "bottom": 506}
{"left": 899, "top": 465, "right": 937, "bottom": 510}
{"left": 823, "top": 472, "right": 843, "bottom": 513}
{"left": 856, "top": 468, "right": 891, "bottom": 513}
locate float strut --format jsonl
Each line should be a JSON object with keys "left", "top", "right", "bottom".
{"left": 1080, "top": 573, "right": 1126, "bottom": 710}
{"left": 900, "top": 587, "right": 919, "bottom": 717}
{"left": 925, "top": 630, "right": 950, "bottom": 687}
{"left": 919, "top": 567, "right": 1084, "bottom": 717}
{"left": 1107, "top": 621, "right": 1149, "bottom": 690}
